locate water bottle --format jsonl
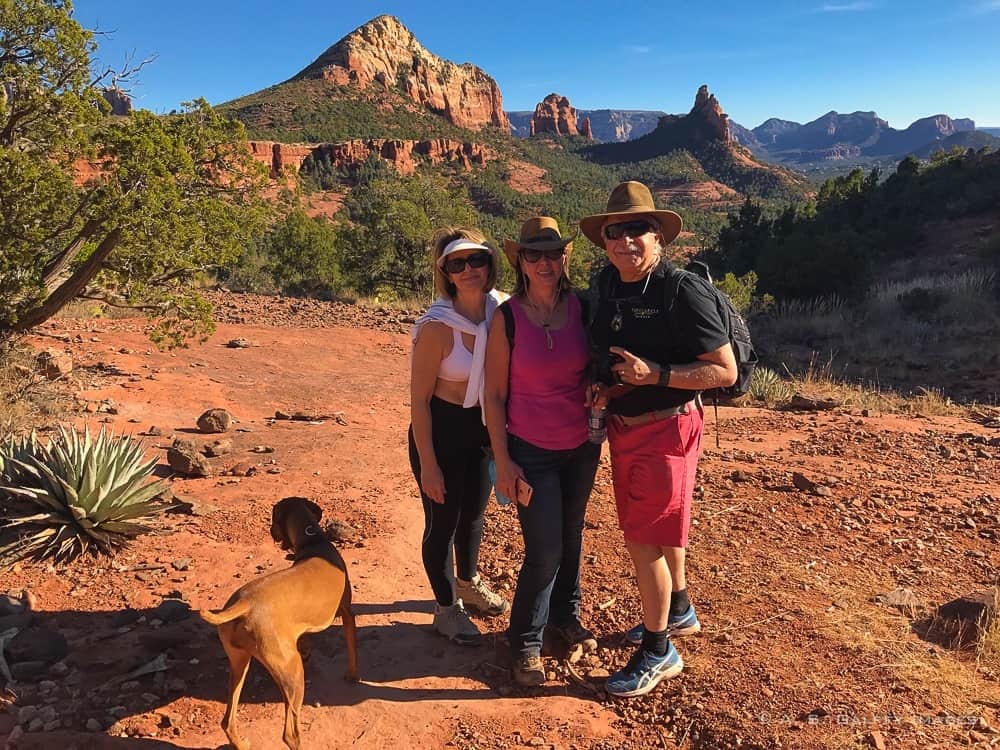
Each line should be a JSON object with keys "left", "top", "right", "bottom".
{"left": 588, "top": 405, "right": 607, "bottom": 444}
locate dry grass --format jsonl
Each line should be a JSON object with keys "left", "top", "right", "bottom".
{"left": 818, "top": 586, "right": 1000, "bottom": 716}
{"left": 55, "top": 299, "right": 142, "bottom": 321}
{"left": 0, "top": 342, "right": 73, "bottom": 437}
{"left": 976, "top": 588, "right": 1000, "bottom": 677}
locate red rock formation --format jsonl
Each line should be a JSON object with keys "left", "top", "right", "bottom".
{"left": 294, "top": 15, "right": 509, "bottom": 133}
{"left": 657, "top": 85, "right": 732, "bottom": 144}
{"left": 580, "top": 117, "right": 593, "bottom": 140}
{"left": 248, "top": 139, "right": 493, "bottom": 180}
{"left": 530, "top": 94, "right": 580, "bottom": 137}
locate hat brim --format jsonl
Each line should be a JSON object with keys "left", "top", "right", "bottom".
{"left": 503, "top": 234, "right": 576, "bottom": 268}
{"left": 579, "top": 209, "right": 683, "bottom": 249}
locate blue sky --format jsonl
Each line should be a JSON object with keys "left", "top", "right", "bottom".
{"left": 75, "top": 1, "right": 1000, "bottom": 128}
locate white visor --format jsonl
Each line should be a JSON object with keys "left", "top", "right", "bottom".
{"left": 437, "top": 239, "right": 493, "bottom": 268}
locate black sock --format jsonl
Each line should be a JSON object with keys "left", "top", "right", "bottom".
{"left": 641, "top": 627, "right": 669, "bottom": 657}
{"left": 670, "top": 588, "right": 690, "bottom": 618}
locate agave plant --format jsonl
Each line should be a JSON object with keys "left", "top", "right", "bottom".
{"left": 0, "top": 426, "right": 171, "bottom": 565}
{"left": 0, "top": 431, "right": 39, "bottom": 483}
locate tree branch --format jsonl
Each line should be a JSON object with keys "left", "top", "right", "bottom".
{"left": 7, "top": 228, "right": 122, "bottom": 334}
{"left": 41, "top": 219, "right": 101, "bottom": 291}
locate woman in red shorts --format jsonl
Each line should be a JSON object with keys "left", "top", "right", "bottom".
{"left": 581, "top": 182, "right": 737, "bottom": 697}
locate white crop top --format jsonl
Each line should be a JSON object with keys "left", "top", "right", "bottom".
{"left": 438, "top": 328, "right": 473, "bottom": 382}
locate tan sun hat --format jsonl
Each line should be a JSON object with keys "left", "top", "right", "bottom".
{"left": 579, "top": 181, "right": 683, "bottom": 248}
{"left": 503, "top": 216, "right": 577, "bottom": 267}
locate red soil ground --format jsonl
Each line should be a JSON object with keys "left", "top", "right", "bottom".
{"left": 2, "top": 295, "right": 998, "bottom": 749}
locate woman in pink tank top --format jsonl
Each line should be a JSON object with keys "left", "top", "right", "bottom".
{"left": 483, "top": 217, "right": 601, "bottom": 687}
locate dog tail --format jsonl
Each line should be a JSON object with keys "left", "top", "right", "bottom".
{"left": 199, "top": 599, "right": 253, "bottom": 626}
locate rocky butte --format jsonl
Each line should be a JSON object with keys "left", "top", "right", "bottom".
{"left": 530, "top": 93, "right": 591, "bottom": 138}
{"left": 656, "top": 84, "right": 732, "bottom": 144}
{"left": 292, "top": 14, "right": 510, "bottom": 133}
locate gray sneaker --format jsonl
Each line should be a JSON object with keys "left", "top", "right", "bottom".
{"left": 433, "top": 600, "right": 481, "bottom": 645}
{"left": 456, "top": 575, "right": 509, "bottom": 616}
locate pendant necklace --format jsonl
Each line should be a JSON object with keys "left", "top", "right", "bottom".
{"left": 611, "top": 262, "right": 656, "bottom": 333}
{"left": 526, "top": 297, "right": 558, "bottom": 350}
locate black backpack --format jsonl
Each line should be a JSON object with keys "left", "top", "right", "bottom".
{"left": 680, "top": 261, "right": 758, "bottom": 400}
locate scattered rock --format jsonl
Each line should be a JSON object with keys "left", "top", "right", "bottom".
{"left": 325, "top": 519, "right": 357, "bottom": 542}
{"left": 143, "top": 426, "right": 165, "bottom": 437}
{"left": 227, "top": 461, "right": 257, "bottom": 477}
{"left": 786, "top": 393, "right": 841, "bottom": 411}
{"left": 226, "top": 338, "right": 251, "bottom": 348}
{"left": 249, "top": 445, "right": 274, "bottom": 454}
{"left": 152, "top": 599, "right": 191, "bottom": 623}
{"left": 874, "top": 588, "right": 921, "bottom": 617}
{"left": 202, "top": 438, "right": 233, "bottom": 457}
{"left": 170, "top": 558, "right": 191, "bottom": 572}
{"left": 938, "top": 590, "right": 996, "bottom": 630}
{"left": 11, "top": 660, "right": 48, "bottom": 681}
{"left": 0, "top": 594, "right": 25, "bottom": 617}
{"left": 197, "top": 408, "right": 233, "bottom": 434}
{"left": 36, "top": 349, "right": 72, "bottom": 379}
{"left": 7, "top": 626, "right": 68, "bottom": 665}
{"left": 86, "top": 718, "right": 103, "bottom": 731}
{"left": 167, "top": 439, "right": 212, "bottom": 477}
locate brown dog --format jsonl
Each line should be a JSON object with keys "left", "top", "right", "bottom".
{"left": 200, "top": 497, "right": 359, "bottom": 750}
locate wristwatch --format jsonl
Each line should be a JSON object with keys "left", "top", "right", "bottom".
{"left": 657, "top": 364, "right": 671, "bottom": 387}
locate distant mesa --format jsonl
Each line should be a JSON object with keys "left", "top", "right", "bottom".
{"left": 746, "top": 111, "right": 983, "bottom": 163}
{"left": 291, "top": 14, "right": 509, "bottom": 133}
{"left": 529, "top": 93, "right": 591, "bottom": 139}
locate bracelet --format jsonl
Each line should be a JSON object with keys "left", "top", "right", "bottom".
{"left": 657, "top": 364, "right": 671, "bottom": 387}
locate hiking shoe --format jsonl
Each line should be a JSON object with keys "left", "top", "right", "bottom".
{"left": 606, "top": 643, "right": 684, "bottom": 698}
{"left": 456, "top": 575, "right": 509, "bottom": 617}
{"left": 512, "top": 654, "right": 546, "bottom": 687}
{"left": 549, "top": 620, "right": 598, "bottom": 651}
{"left": 624, "top": 605, "right": 702, "bottom": 645}
{"left": 433, "top": 600, "right": 481, "bottom": 646}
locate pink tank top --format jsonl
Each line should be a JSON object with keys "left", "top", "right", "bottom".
{"left": 506, "top": 295, "right": 589, "bottom": 450}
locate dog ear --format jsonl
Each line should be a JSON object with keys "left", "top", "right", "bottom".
{"left": 303, "top": 499, "right": 323, "bottom": 522}
{"left": 270, "top": 499, "right": 292, "bottom": 549}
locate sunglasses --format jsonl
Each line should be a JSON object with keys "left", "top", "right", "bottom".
{"left": 603, "top": 220, "right": 657, "bottom": 241}
{"left": 520, "top": 248, "right": 565, "bottom": 263}
{"left": 442, "top": 252, "right": 491, "bottom": 274}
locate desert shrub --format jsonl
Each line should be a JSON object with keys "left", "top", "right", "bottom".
{"left": 0, "top": 426, "right": 171, "bottom": 566}
{"left": 749, "top": 367, "right": 793, "bottom": 406}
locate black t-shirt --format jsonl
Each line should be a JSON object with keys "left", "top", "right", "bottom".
{"left": 592, "top": 260, "right": 729, "bottom": 416}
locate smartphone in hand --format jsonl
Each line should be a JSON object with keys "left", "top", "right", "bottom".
{"left": 515, "top": 476, "right": 533, "bottom": 506}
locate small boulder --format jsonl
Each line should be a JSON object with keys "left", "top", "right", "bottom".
{"left": 152, "top": 599, "right": 191, "bottom": 624}
{"left": 938, "top": 590, "right": 996, "bottom": 629}
{"left": 167, "top": 439, "right": 211, "bottom": 478}
{"left": 6, "top": 626, "right": 68, "bottom": 665}
{"left": 196, "top": 408, "right": 233, "bottom": 434}
{"left": 202, "top": 439, "right": 233, "bottom": 458}
{"left": 36, "top": 349, "right": 72, "bottom": 379}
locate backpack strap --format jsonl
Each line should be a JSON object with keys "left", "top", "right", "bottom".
{"left": 499, "top": 300, "right": 515, "bottom": 350}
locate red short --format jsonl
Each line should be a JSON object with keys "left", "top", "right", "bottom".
{"left": 607, "top": 403, "right": 704, "bottom": 548}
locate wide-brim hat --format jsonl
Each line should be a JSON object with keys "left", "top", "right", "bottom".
{"left": 579, "top": 181, "right": 683, "bottom": 248}
{"left": 503, "top": 216, "right": 577, "bottom": 267}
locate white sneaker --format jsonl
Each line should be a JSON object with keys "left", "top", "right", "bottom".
{"left": 433, "top": 600, "right": 481, "bottom": 645}
{"left": 456, "top": 575, "right": 509, "bottom": 616}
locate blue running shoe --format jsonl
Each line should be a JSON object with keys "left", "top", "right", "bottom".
{"left": 623, "top": 605, "right": 702, "bottom": 645}
{"left": 606, "top": 643, "right": 684, "bottom": 697}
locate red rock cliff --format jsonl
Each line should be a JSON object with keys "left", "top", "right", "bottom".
{"left": 248, "top": 139, "right": 493, "bottom": 179}
{"left": 294, "top": 15, "right": 510, "bottom": 134}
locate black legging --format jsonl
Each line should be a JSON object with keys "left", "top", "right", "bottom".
{"left": 408, "top": 397, "right": 491, "bottom": 606}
